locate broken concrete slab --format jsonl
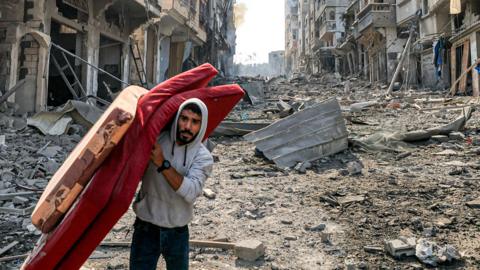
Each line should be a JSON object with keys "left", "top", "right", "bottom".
{"left": 385, "top": 237, "right": 416, "bottom": 258}
{"left": 338, "top": 195, "right": 366, "bottom": 205}
{"left": 234, "top": 239, "right": 265, "bottom": 261}
{"left": 244, "top": 98, "right": 348, "bottom": 168}
{"left": 12, "top": 196, "right": 29, "bottom": 204}
{"left": 466, "top": 198, "right": 480, "bottom": 208}
{"left": 38, "top": 146, "right": 63, "bottom": 158}
{"left": 240, "top": 81, "right": 265, "bottom": 105}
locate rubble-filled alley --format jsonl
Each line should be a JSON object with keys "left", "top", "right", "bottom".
{"left": 1, "top": 72, "right": 480, "bottom": 269}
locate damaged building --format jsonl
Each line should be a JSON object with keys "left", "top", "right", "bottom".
{"left": 0, "top": 0, "right": 236, "bottom": 114}
{"left": 285, "top": 0, "right": 480, "bottom": 96}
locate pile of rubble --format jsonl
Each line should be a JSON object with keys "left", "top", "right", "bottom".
{"left": 0, "top": 102, "right": 83, "bottom": 265}
{"left": 1, "top": 73, "right": 480, "bottom": 269}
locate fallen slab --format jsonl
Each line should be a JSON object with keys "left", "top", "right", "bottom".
{"left": 244, "top": 97, "right": 348, "bottom": 168}
{"left": 239, "top": 81, "right": 265, "bottom": 105}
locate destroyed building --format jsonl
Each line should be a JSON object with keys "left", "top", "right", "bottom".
{"left": 285, "top": 0, "right": 480, "bottom": 96}
{"left": 0, "top": 0, "right": 236, "bottom": 114}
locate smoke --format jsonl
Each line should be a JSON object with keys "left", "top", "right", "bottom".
{"left": 234, "top": 3, "right": 247, "bottom": 28}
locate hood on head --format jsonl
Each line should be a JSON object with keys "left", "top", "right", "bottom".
{"left": 170, "top": 98, "right": 209, "bottom": 147}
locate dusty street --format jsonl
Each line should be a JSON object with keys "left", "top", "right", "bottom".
{"left": 1, "top": 74, "right": 479, "bottom": 269}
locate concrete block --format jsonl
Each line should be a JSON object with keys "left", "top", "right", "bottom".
{"left": 13, "top": 196, "right": 29, "bottom": 204}
{"left": 203, "top": 188, "right": 216, "bottom": 199}
{"left": 234, "top": 239, "right": 265, "bottom": 261}
{"left": 385, "top": 237, "right": 416, "bottom": 258}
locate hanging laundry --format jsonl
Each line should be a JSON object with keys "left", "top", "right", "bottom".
{"left": 433, "top": 37, "right": 445, "bottom": 79}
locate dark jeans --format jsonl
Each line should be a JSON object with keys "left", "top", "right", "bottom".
{"left": 130, "top": 218, "right": 189, "bottom": 270}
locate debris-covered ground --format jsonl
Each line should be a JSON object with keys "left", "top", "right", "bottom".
{"left": 1, "top": 74, "right": 480, "bottom": 269}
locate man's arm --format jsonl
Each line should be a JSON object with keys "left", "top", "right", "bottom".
{"left": 151, "top": 143, "right": 213, "bottom": 203}
{"left": 151, "top": 143, "right": 183, "bottom": 191}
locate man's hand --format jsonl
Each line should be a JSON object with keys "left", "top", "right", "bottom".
{"left": 150, "top": 143, "right": 165, "bottom": 166}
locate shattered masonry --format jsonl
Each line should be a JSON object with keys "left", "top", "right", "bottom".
{"left": 285, "top": 0, "right": 480, "bottom": 96}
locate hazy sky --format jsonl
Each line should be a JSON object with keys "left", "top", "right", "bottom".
{"left": 234, "top": 0, "right": 285, "bottom": 64}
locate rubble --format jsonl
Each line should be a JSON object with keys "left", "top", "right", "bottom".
{"left": 416, "top": 239, "right": 462, "bottom": 266}
{"left": 2, "top": 73, "right": 480, "bottom": 269}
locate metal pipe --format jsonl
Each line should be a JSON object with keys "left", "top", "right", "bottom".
{"left": 50, "top": 42, "right": 130, "bottom": 86}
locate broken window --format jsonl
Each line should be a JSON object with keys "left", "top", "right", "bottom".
{"left": 329, "top": 10, "right": 335, "bottom": 20}
{"left": 422, "top": 0, "right": 429, "bottom": 16}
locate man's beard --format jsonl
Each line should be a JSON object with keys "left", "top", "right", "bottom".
{"left": 177, "top": 129, "right": 195, "bottom": 144}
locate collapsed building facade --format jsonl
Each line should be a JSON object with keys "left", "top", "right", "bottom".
{"left": 285, "top": 0, "right": 480, "bottom": 96}
{"left": 0, "top": 0, "right": 236, "bottom": 114}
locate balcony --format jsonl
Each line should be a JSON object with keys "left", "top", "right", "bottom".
{"left": 158, "top": 0, "right": 206, "bottom": 43}
{"left": 319, "top": 20, "right": 336, "bottom": 40}
{"left": 317, "top": 0, "right": 349, "bottom": 16}
{"left": 354, "top": 2, "right": 396, "bottom": 34}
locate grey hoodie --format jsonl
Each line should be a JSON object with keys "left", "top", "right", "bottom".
{"left": 133, "top": 98, "right": 214, "bottom": 228}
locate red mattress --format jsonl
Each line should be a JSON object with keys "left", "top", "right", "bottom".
{"left": 57, "top": 84, "right": 244, "bottom": 269}
{"left": 22, "top": 63, "right": 235, "bottom": 270}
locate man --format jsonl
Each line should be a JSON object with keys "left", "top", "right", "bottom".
{"left": 130, "top": 98, "right": 214, "bottom": 270}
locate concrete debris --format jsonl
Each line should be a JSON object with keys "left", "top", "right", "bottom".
{"left": 239, "top": 81, "right": 265, "bottom": 105}
{"left": 466, "top": 198, "right": 480, "bottom": 208}
{"left": 27, "top": 100, "right": 102, "bottom": 135}
{"left": 346, "top": 161, "right": 363, "bottom": 175}
{"left": 349, "top": 101, "right": 378, "bottom": 113}
{"left": 233, "top": 239, "right": 265, "bottom": 261}
{"left": 203, "top": 188, "right": 216, "bottom": 199}
{"left": 385, "top": 237, "right": 416, "bottom": 258}
{"left": 294, "top": 161, "right": 311, "bottom": 174}
{"left": 415, "top": 239, "right": 462, "bottom": 266}
{"left": 0, "top": 135, "right": 5, "bottom": 147}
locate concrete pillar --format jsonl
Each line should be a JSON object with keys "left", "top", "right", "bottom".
{"left": 334, "top": 56, "right": 340, "bottom": 73}
{"left": 155, "top": 34, "right": 164, "bottom": 84}
{"left": 121, "top": 42, "right": 130, "bottom": 89}
{"left": 470, "top": 32, "right": 479, "bottom": 96}
{"left": 86, "top": 24, "right": 100, "bottom": 97}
